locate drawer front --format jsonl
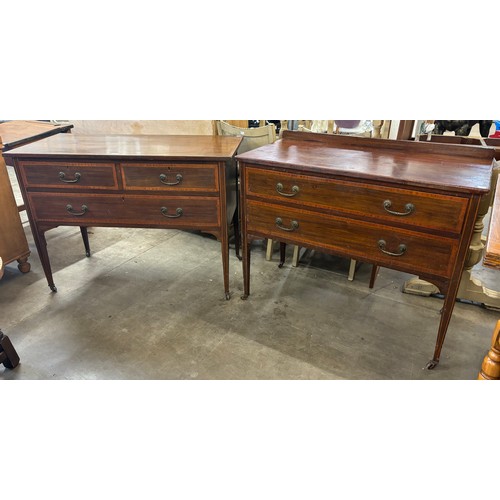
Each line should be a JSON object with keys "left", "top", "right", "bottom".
{"left": 245, "top": 167, "right": 468, "bottom": 234}
{"left": 19, "top": 161, "right": 118, "bottom": 189}
{"left": 29, "top": 193, "right": 220, "bottom": 227}
{"left": 246, "top": 200, "right": 458, "bottom": 278}
{"left": 121, "top": 163, "right": 219, "bottom": 192}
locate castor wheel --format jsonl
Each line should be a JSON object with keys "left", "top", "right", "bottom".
{"left": 49, "top": 284, "right": 58, "bottom": 293}
{"left": 426, "top": 359, "right": 439, "bottom": 370}
{"left": 225, "top": 292, "right": 230, "bottom": 300}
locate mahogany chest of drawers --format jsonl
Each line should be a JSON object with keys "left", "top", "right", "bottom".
{"left": 3, "top": 134, "right": 241, "bottom": 299}
{"left": 237, "top": 131, "right": 494, "bottom": 368}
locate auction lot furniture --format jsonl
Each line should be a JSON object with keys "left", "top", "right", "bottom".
{"left": 3, "top": 134, "right": 241, "bottom": 299}
{"left": 238, "top": 131, "right": 494, "bottom": 369}
{"left": 0, "top": 121, "right": 73, "bottom": 275}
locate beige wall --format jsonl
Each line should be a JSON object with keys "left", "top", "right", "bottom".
{"left": 65, "top": 120, "right": 215, "bottom": 135}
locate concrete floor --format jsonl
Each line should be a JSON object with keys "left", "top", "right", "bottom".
{"left": 1, "top": 214, "right": 499, "bottom": 380}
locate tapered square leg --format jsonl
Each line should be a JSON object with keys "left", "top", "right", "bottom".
{"left": 80, "top": 226, "right": 91, "bottom": 257}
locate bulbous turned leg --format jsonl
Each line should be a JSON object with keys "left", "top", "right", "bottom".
{"left": 478, "top": 321, "right": 500, "bottom": 380}
{"left": 17, "top": 257, "right": 31, "bottom": 273}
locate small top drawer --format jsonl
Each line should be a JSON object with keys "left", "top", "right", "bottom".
{"left": 121, "top": 163, "right": 219, "bottom": 192}
{"left": 19, "top": 161, "right": 118, "bottom": 190}
{"left": 245, "top": 166, "right": 468, "bottom": 234}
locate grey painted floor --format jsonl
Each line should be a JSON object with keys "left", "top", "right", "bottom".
{"left": 1, "top": 217, "right": 499, "bottom": 380}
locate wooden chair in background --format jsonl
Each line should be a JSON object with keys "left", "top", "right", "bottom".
{"left": 0, "top": 135, "right": 31, "bottom": 274}
{"left": 216, "top": 120, "right": 276, "bottom": 154}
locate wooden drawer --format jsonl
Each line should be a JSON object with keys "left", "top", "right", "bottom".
{"left": 246, "top": 200, "right": 458, "bottom": 278}
{"left": 19, "top": 161, "right": 118, "bottom": 189}
{"left": 121, "top": 163, "right": 219, "bottom": 192}
{"left": 245, "top": 167, "right": 468, "bottom": 234}
{"left": 28, "top": 193, "right": 220, "bottom": 228}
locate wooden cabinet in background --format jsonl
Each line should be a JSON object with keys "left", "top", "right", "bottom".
{"left": 0, "top": 136, "right": 30, "bottom": 273}
{"left": 0, "top": 121, "right": 73, "bottom": 276}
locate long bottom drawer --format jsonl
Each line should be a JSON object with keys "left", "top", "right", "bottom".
{"left": 29, "top": 193, "right": 220, "bottom": 228}
{"left": 246, "top": 200, "right": 458, "bottom": 278}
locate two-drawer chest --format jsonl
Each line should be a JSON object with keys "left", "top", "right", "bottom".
{"left": 237, "top": 131, "right": 494, "bottom": 368}
{"left": 3, "top": 134, "right": 241, "bottom": 299}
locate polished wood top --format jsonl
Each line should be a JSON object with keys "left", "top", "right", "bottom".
{"left": 237, "top": 131, "right": 494, "bottom": 194}
{"left": 0, "top": 120, "right": 73, "bottom": 151}
{"left": 2, "top": 134, "right": 242, "bottom": 161}
{"left": 484, "top": 174, "right": 500, "bottom": 269}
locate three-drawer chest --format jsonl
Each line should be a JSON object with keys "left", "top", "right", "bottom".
{"left": 237, "top": 131, "right": 494, "bottom": 368}
{"left": 3, "top": 134, "right": 241, "bottom": 299}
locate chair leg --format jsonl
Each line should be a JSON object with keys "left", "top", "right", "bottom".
{"left": 348, "top": 259, "right": 357, "bottom": 281}
{"left": 279, "top": 242, "right": 286, "bottom": 268}
{"left": 233, "top": 167, "right": 241, "bottom": 260}
{"left": 80, "top": 226, "right": 91, "bottom": 257}
{"left": 0, "top": 330, "right": 20, "bottom": 369}
{"left": 292, "top": 245, "right": 300, "bottom": 267}
{"left": 232, "top": 209, "right": 241, "bottom": 260}
{"left": 369, "top": 265, "right": 379, "bottom": 289}
{"left": 266, "top": 239, "right": 274, "bottom": 261}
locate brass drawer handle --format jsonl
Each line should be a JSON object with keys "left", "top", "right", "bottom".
{"left": 378, "top": 239, "right": 407, "bottom": 257}
{"left": 160, "top": 207, "right": 183, "bottom": 218}
{"left": 383, "top": 200, "right": 415, "bottom": 216}
{"left": 276, "top": 182, "right": 299, "bottom": 197}
{"left": 159, "top": 173, "right": 183, "bottom": 186}
{"left": 59, "top": 171, "right": 81, "bottom": 183}
{"left": 275, "top": 217, "right": 299, "bottom": 231}
{"left": 66, "top": 204, "right": 88, "bottom": 216}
